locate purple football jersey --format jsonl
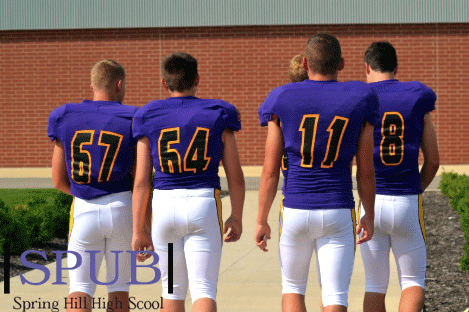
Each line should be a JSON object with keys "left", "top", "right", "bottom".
{"left": 259, "top": 80, "right": 379, "bottom": 210}
{"left": 370, "top": 80, "right": 436, "bottom": 195}
{"left": 48, "top": 100, "right": 138, "bottom": 199}
{"left": 133, "top": 96, "right": 241, "bottom": 190}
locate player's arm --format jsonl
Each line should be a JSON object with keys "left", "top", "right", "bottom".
{"left": 420, "top": 112, "right": 440, "bottom": 191}
{"left": 131, "top": 143, "right": 153, "bottom": 242}
{"left": 255, "top": 116, "right": 283, "bottom": 252}
{"left": 221, "top": 128, "right": 245, "bottom": 243}
{"left": 132, "top": 137, "right": 154, "bottom": 261}
{"left": 51, "top": 139, "right": 71, "bottom": 195}
{"left": 356, "top": 121, "right": 375, "bottom": 244}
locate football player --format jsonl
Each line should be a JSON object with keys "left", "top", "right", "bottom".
{"left": 48, "top": 59, "right": 139, "bottom": 312}
{"left": 360, "top": 41, "right": 439, "bottom": 312}
{"left": 255, "top": 33, "right": 378, "bottom": 312}
{"left": 132, "top": 52, "right": 245, "bottom": 312}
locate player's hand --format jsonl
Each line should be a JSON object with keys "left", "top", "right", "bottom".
{"left": 254, "top": 223, "right": 271, "bottom": 252}
{"left": 224, "top": 215, "right": 242, "bottom": 243}
{"left": 132, "top": 233, "right": 154, "bottom": 262}
{"left": 356, "top": 215, "right": 374, "bottom": 244}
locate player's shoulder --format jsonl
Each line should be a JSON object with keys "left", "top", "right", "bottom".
{"left": 48, "top": 102, "right": 80, "bottom": 120}
{"left": 133, "top": 99, "right": 160, "bottom": 118}
{"left": 122, "top": 104, "right": 139, "bottom": 113}
{"left": 110, "top": 103, "right": 139, "bottom": 118}
{"left": 404, "top": 81, "right": 436, "bottom": 100}
{"left": 202, "top": 98, "right": 240, "bottom": 122}
{"left": 272, "top": 81, "right": 304, "bottom": 95}
{"left": 204, "top": 98, "right": 236, "bottom": 110}
{"left": 334, "top": 81, "right": 379, "bottom": 106}
{"left": 337, "top": 80, "right": 375, "bottom": 94}
{"left": 260, "top": 82, "right": 298, "bottom": 109}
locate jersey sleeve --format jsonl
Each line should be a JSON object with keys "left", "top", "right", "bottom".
{"left": 417, "top": 84, "right": 437, "bottom": 114}
{"left": 222, "top": 101, "right": 241, "bottom": 132}
{"left": 132, "top": 107, "right": 147, "bottom": 140}
{"left": 258, "top": 87, "right": 281, "bottom": 127}
{"left": 364, "top": 89, "right": 380, "bottom": 126}
{"left": 47, "top": 105, "right": 65, "bottom": 142}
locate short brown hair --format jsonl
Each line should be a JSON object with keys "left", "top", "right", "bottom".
{"left": 288, "top": 53, "right": 309, "bottom": 82}
{"left": 91, "top": 59, "right": 125, "bottom": 90}
{"left": 161, "top": 52, "right": 198, "bottom": 92}
{"left": 364, "top": 41, "right": 398, "bottom": 73}
{"left": 305, "top": 33, "right": 342, "bottom": 75}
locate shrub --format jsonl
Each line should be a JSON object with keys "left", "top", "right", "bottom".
{"left": 1, "top": 200, "right": 36, "bottom": 255}
{"left": 53, "top": 191, "right": 73, "bottom": 238}
{"left": 0, "top": 192, "right": 73, "bottom": 255}
{"left": 0, "top": 200, "right": 12, "bottom": 254}
{"left": 440, "top": 172, "right": 469, "bottom": 214}
{"left": 456, "top": 192, "right": 469, "bottom": 271}
{"left": 439, "top": 172, "right": 460, "bottom": 198}
{"left": 439, "top": 172, "right": 469, "bottom": 271}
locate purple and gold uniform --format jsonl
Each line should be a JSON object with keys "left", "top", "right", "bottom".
{"left": 48, "top": 100, "right": 138, "bottom": 199}
{"left": 132, "top": 96, "right": 240, "bottom": 302}
{"left": 360, "top": 80, "right": 436, "bottom": 294}
{"left": 48, "top": 99, "right": 138, "bottom": 296}
{"left": 259, "top": 80, "right": 379, "bottom": 210}
{"left": 371, "top": 80, "right": 436, "bottom": 195}
{"left": 259, "top": 79, "right": 379, "bottom": 307}
{"left": 132, "top": 96, "right": 241, "bottom": 189}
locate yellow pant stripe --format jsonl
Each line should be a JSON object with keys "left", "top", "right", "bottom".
{"left": 215, "top": 189, "right": 223, "bottom": 245}
{"left": 351, "top": 207, "right": 357, "bottom": 252}
{"left": 357, "top": 200, "right": 361, "bottom": 223}
{"left": 68, "top": 197, "right": 75, "bottom": 242}
{"left": 418, "top": 194, "right": 426, "bottom": 243}
{"left": 279, "top": 196, "right": 284, "bottom": 240}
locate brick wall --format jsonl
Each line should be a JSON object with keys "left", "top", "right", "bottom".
{"left": 0, "top": 24, "right": 467, "bottom": 167}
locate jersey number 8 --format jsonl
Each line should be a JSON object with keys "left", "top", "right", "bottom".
{"left": 380, "top": 112, "right": 404, "bottom": 166}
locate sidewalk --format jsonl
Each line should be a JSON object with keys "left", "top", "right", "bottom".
{"left": 2, "top": 164, "right": 469, "bottom": 189}
{"left": 0, "top": 190, "right": 402, "bottom": 312}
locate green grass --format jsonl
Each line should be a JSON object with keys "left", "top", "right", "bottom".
{"left": 0, "top": 188, "right": 61, "bottom": 207}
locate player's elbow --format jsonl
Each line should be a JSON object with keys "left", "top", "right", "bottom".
{"left": 133, "top": 176, "right": 152, "bottom": 193}
{"left": 425, "top": 154, "right": 440, "bottom": 173}
{"left": 356, "top": 167, "right": 376, "bottom": 189}
{"left": 261, "top": 168, "right": 280, "bottom": 184}
{"left": 230, "top": 174, "right": 245, "bottom": 189}
{"left": 52, "top": 177, "right": 70, "bottom": 194}
{"left": 52, "top": 178, "right": 61, "bottom": 191}
{"left": 356, "top": 164, "right": 375, "bottom": 181}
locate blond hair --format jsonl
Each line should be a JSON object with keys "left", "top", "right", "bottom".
{"left": 288, "top": 53, "right": 308, "bottom": 82}
{"left": 90, "top": 59, "right": 125, "bottom": 90}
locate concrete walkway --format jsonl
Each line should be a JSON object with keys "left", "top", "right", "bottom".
{"left": 0, "top": 190, "right": 402, "bottom": 312}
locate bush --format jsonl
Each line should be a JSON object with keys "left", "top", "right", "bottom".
{"left": 456, "top": 192, "right": 469, "bottom": 271}
{"left": 440, "top": 172, "right": 460, "bottom": 197}
{"left": 0, "top": 200, "right": 12, "bottom": 254}
{"left": 439, "top": 172, "right": 469, "bottom": 271}
{"left": 53, "top": 191, "right": 73, "bottom": 238}
{"left": 440, "top": 172, "right": 469, "bottom": 214}
{"left": 0, "top": 192, "right": 73, "bottom": 255}
{"left": 0, "top": 200, "right": 37, "bottom": 255}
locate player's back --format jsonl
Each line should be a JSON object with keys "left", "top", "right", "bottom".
{"left": 133, "top": 96, "right": 241, "bottom": 190}
{"left": 370, "top": 80, "right": 436, "bottom": 195}
{"left": 259, "top": 80, "right": 379, "bottom": 209}
{"left": 48, "top": 100, "right": 138, "bottom": 199}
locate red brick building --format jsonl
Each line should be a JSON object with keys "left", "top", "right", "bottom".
{"left": 1, "top": 2, "right": 468, "bottom": 168}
